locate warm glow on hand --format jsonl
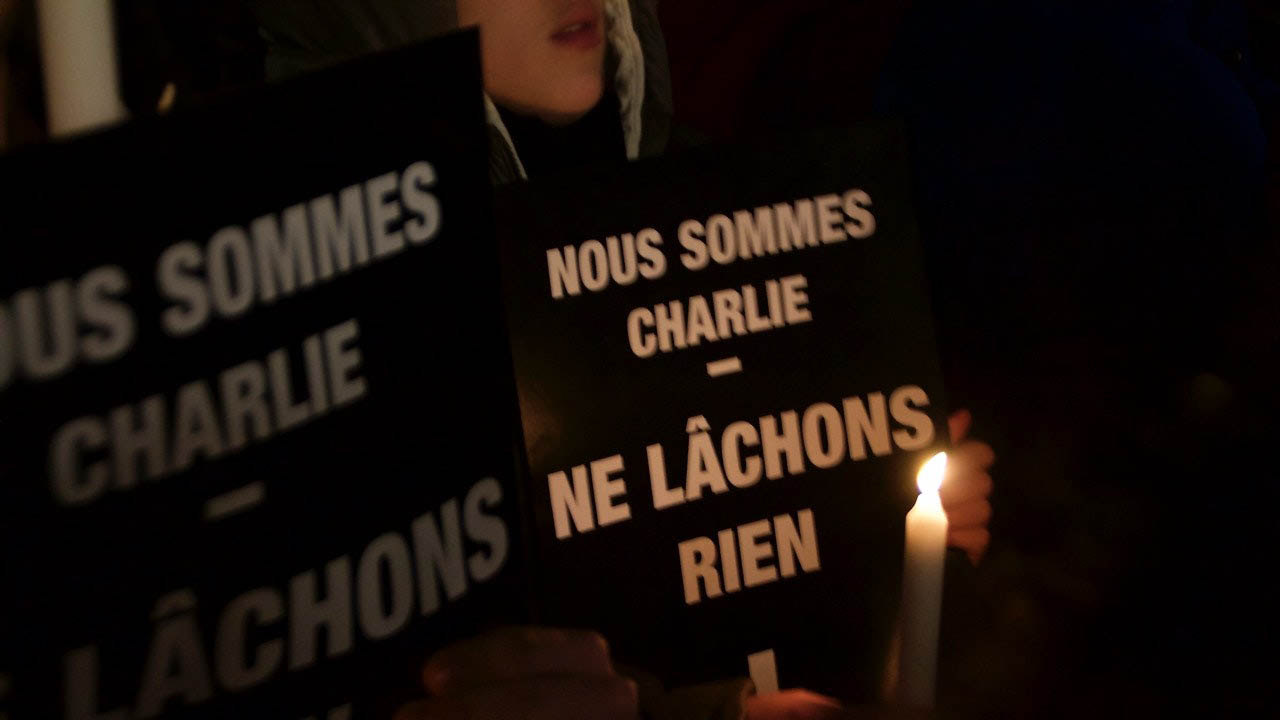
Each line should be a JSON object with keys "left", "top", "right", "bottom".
{"left": 745, "top": 689, "right": 843, "bottom": 720}
{"left": 940, "top": 410, "right": 996, "bottom": 565}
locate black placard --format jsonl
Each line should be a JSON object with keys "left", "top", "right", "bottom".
{"left": 0, "top": 33, "right": 525, "bottom": 718}
{"left": 497, "top": 124, "right": 948, "bottom": 701}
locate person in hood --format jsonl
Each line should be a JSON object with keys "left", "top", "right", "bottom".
{"left": 249, "top": 0, "right": 671, "bottom": 185}
{"left": 247, "top": 3, "right": 992, "bottom": 719}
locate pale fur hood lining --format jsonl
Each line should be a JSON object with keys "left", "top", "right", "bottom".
{"left": 485, "top": 0, "right": 647, "bottom": 180}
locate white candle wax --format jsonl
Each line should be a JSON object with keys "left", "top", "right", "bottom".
{"left": 897, "top": 451, "right": 948, "bottom": 709}
{"left": 35, "top": 0, "right": 127, "bottom": 138}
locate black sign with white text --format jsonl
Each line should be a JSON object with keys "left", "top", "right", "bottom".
{"left": 497, "top": 124, "right": 948, "bottom": 701}
{"left": 0, "top": 33, "right": 524, "bottom": 719}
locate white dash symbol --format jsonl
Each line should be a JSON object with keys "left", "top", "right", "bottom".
{"left": 747, "top": 648, "right": 780, "bottom": 696}
{"left": 204, "top": 482, "right": 265, "bottom": 521}
{"left": 707, "top": 357, "right": 743, "bottom": 377}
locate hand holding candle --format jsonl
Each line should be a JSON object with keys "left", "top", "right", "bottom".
{"left": 940, "top": 410, "right": 995, "bottom": 565}
{"left": 896, "top": 451, "right": 948, "bottom": 709}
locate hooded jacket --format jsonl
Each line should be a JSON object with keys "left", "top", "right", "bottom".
{"left": 247, "top": 0, "right": 672, "bottom": 184}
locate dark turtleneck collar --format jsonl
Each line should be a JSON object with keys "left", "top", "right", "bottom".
{"left": 495, "top": 94, "right": 627, "bottom": 179}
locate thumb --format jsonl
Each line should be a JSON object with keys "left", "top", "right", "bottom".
{"left": 947, "top": 409, "right": 972, "bottom": 444}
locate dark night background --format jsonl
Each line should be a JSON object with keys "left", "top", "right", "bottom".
{"left": 3, "top": 1, "right": 1278, "bottom": 716}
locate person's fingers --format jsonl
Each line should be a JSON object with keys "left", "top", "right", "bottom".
{"left": 949, "top": 439, "right": 995, "bottom": 473}
{"left": 943, "top": 498, "right": 992, "bottom": 530}
{"left": 423, "top": 627, "right": 613, "bottom": 695}
{"left": 947, "top": 409, "right": 972, "bottom": 444}
{"left": 939, "top": 467, "right": 992, "bottom": 508}
{"left": 746, "top": 689, "right": 844, "bottom": 720}
{"left": 400, "top": 675, "right": 639, "bottom": 720}
{"left": 947, "top": 527, "right": 990, "bottom": 565}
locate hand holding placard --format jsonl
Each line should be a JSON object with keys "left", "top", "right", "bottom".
{"left": 397, "top": 628, "right": 639, "bottom": 720}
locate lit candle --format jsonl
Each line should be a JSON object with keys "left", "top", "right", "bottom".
{"left": 896, "top": 451, "right": 948, "bottom": 708}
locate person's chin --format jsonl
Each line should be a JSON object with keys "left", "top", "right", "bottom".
{"left": 540, "top": 78, "right": 606, "bottom": 126}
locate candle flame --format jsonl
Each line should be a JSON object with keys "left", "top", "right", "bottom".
{"left": 916, "top": 451, "right": 947, "bottom": 494}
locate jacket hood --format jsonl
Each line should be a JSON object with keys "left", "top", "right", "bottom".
{"left": 249, "top": 0, "right": 671, "bottom": 183}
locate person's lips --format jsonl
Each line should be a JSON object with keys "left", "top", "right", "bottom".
{"left": 551, "top": 17, "right": 603, "bottom": 50}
